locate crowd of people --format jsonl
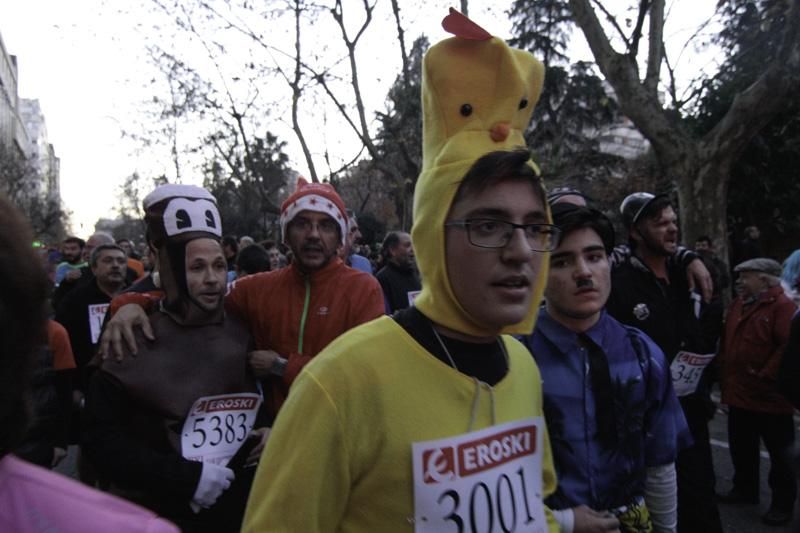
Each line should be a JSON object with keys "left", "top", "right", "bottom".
{"left": 3, "top": 8, "right": 800, "bottom": 533}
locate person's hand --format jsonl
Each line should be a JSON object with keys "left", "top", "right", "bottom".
{"left": 247, "top": 350, "right": 282, "bottom": 378}
{"left": 190, "top": 462, "right": 235, "bottom": 513}
{"left": 99, "top": 303, "right": 154, "bottom": 361}
{"left": 245, "top": 427, "right": 271, "bottom": 466}
{"left": 573, "top": 505, "right": 621, "bottom": 532}
{"left": 72, "top": 389, "right": 84, "bottom": 408}
{"left": 65, "top": 269, "right": 82, "bottom": 281}
{"left": 687, "top": 258, "right": 713, "bottom": 303}
{"left": 51, "top": 447, "right": 67, "bottom": 467}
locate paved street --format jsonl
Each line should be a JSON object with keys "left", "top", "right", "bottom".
{"left": 711, "top": 397, "right": 800, "bottom": 533}
{"left": 54, "top": 396, "right": 800, "bottom": 532}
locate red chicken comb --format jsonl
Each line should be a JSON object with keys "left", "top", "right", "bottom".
{"left": 441, "top": 7, "right": 492, "bottom": 41}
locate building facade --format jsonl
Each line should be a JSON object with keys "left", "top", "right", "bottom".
{"left": 20, "top": 98, "right": 61, "bottom": 203}
{"left": 0, "top": 29, "right": 63, "bottom": 240}
{"left": 0, "top": 32, "right": 29, "bottom": 156}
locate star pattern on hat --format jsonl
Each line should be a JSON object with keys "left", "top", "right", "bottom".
{"left": 280, "top": 183, "right": 349, "bottom": 247}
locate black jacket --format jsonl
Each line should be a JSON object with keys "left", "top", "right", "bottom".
{"left": 375, "top": 262, "right": 421, "bottom": 314}
{"left": 607, "top": 254, "right": 707, "bottom": 361}
{"left": 54, "top": 279, "right": 114, "bottom": 393}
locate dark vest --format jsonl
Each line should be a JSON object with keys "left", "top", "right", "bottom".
{"left": 100, "top": 311, "right": 257, "bottom": 455}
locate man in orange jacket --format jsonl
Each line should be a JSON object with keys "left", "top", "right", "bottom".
{"left": 101, "top": 178, "right": 384, "bottom": 418}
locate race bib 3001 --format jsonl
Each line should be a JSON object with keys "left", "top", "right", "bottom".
{"left": 181, "top": 393, "right": 261, "bottom": 465}
{"left": 411, "top": 418, "right": 547, "bottom": 533}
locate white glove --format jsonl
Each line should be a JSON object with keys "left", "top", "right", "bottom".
{"left": 190, "top": 462, "right": 235, "bottom": 513}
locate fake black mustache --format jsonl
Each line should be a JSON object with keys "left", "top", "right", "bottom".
{"left": 576, "top": 278, "right": 594, "bottom": 289}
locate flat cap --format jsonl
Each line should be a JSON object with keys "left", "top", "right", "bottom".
{"left": 734, "top": 257, "right": 782, "bottom": 277}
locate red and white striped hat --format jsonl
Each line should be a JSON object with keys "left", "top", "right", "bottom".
{"left": 280, "top": 177, "right": 348, "bottom": 245}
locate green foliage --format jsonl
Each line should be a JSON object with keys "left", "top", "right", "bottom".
{"left": 375, "top": 36, "right": 426, "bottom": 176}
{"left": 203, "top": 131, "right": 292, "bottom": 240}
{"left": 354, "top": 211, "right": 385, "bottom": 248}
{"left": 509, "top": 1, "right": 623, "bottom": 185}
{"left": 527, "top": 61, "right": 619, "bottom": 169}
{"left": 509, "top": 0, "right": 573, "bottom": 65}
{"left": 0, "top": 144, "right": 67, "bottom": 243}
{"left": 688, "top": 0, "right": 788, "bottom": 133}
{"left": 334, "top": 35, "right": 427, "bottom": 233}
{"left": 686, "top": 0, "right": 800, "bottom": 256}
{"left": 726, "top": 112, "right": 800, "bottom": 255}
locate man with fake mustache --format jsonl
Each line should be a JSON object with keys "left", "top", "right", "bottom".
{"left": 521, "top": 204, "right": 690, "bottom": 533}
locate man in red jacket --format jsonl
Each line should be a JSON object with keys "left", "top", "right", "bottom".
{"left": 227, "top": 179, "right": 384, "bottom": 416}
{"left": 101, "top": 178, "right": 384, "bottom": 418}
{"left": 718, "top": 257, "right": 797, "bottom": 526}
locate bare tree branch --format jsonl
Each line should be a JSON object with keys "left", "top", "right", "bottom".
{"left": 569, "top": 0, "right": 689, "bottom": 166}
{"left": 661, "top": 42, "right": 680, "bottom": 108}
{"left": 588, "top": 0, "right": 630, "bottom": 49}
{"left": 329, "top": 0, "right": 381, "bottom": 161}
{"left": 628, "top": 0, "right": 650, "bottom": 57}
{"left": 643, "top": 0, "right": 663, "bottom": 95}
{"left": 290, "top": 0, "right": 319, "bottom": 182}
{"left": 390, "top": 0, "right": 410, "bottom": 88}
{"left": 329, "top": 146, "right": 366, "bottom": 178}
{"left": 702, "top": 0, "right": 800, "bottom": 157}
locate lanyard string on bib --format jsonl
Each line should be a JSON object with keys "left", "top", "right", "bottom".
{"left": 431, "top": 325, "right": 509, "bottom": 432}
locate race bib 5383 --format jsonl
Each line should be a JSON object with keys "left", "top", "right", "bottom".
{"left": 181, "top": 393, "right": 261, "bottom": 465}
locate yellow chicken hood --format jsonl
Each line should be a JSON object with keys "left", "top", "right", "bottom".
{"left": 411, "top": 9, "right": 548, "bottom": 337}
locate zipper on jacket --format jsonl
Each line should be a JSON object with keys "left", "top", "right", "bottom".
{"left": 297, "top": 277, "right": 311, "bottom": 354}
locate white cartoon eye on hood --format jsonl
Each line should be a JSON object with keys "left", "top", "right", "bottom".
{"left": 162, "top": 198, "right": 222, "bottom": 238}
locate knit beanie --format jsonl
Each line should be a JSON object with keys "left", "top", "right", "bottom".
{"left": 280, "top": 177, "right": 348, "bottom": 246}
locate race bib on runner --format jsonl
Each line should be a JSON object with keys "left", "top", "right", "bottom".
{"left": 412, "top": 418, "right": 547, "bottom": 533}
{"left": 408, "top": 290, "right": 421, "bottom": 306}
{"left": 88, "top": 303, "right": 109, "bottom": 344}
{"left": 670, "top": 351, "right": 715, "bottom": 397}
{"left": 181, "top": 393, "right": 261, "bottom": 465}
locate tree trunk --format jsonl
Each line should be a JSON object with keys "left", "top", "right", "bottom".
{"left": 671, "top": 151, "right": 730, "bottom": 268}
{"left": 569, "top": 0, "right": 800, "bottom": 280}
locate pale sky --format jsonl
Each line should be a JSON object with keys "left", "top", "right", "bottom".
{"left": 0, "top": 0, "right": 719, "bottom": 237}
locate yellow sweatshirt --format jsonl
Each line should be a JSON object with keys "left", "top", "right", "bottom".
{"left": 242, "top": 316, "right": 558, "bottom": 532}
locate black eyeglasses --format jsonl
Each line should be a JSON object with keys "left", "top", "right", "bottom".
{"left": 445, "top": 219, "right": 561, "bottom": 252}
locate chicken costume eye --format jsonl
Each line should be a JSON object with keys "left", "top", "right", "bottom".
{"left": 460, "top": 104, "right": 473, "bottom": 117}
{"left": 519, "top": 98, "right": 528, "bottom": 110}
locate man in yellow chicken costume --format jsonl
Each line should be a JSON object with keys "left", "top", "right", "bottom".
{"left": 243, "top": 9, "right": 559, "bottom": 532}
